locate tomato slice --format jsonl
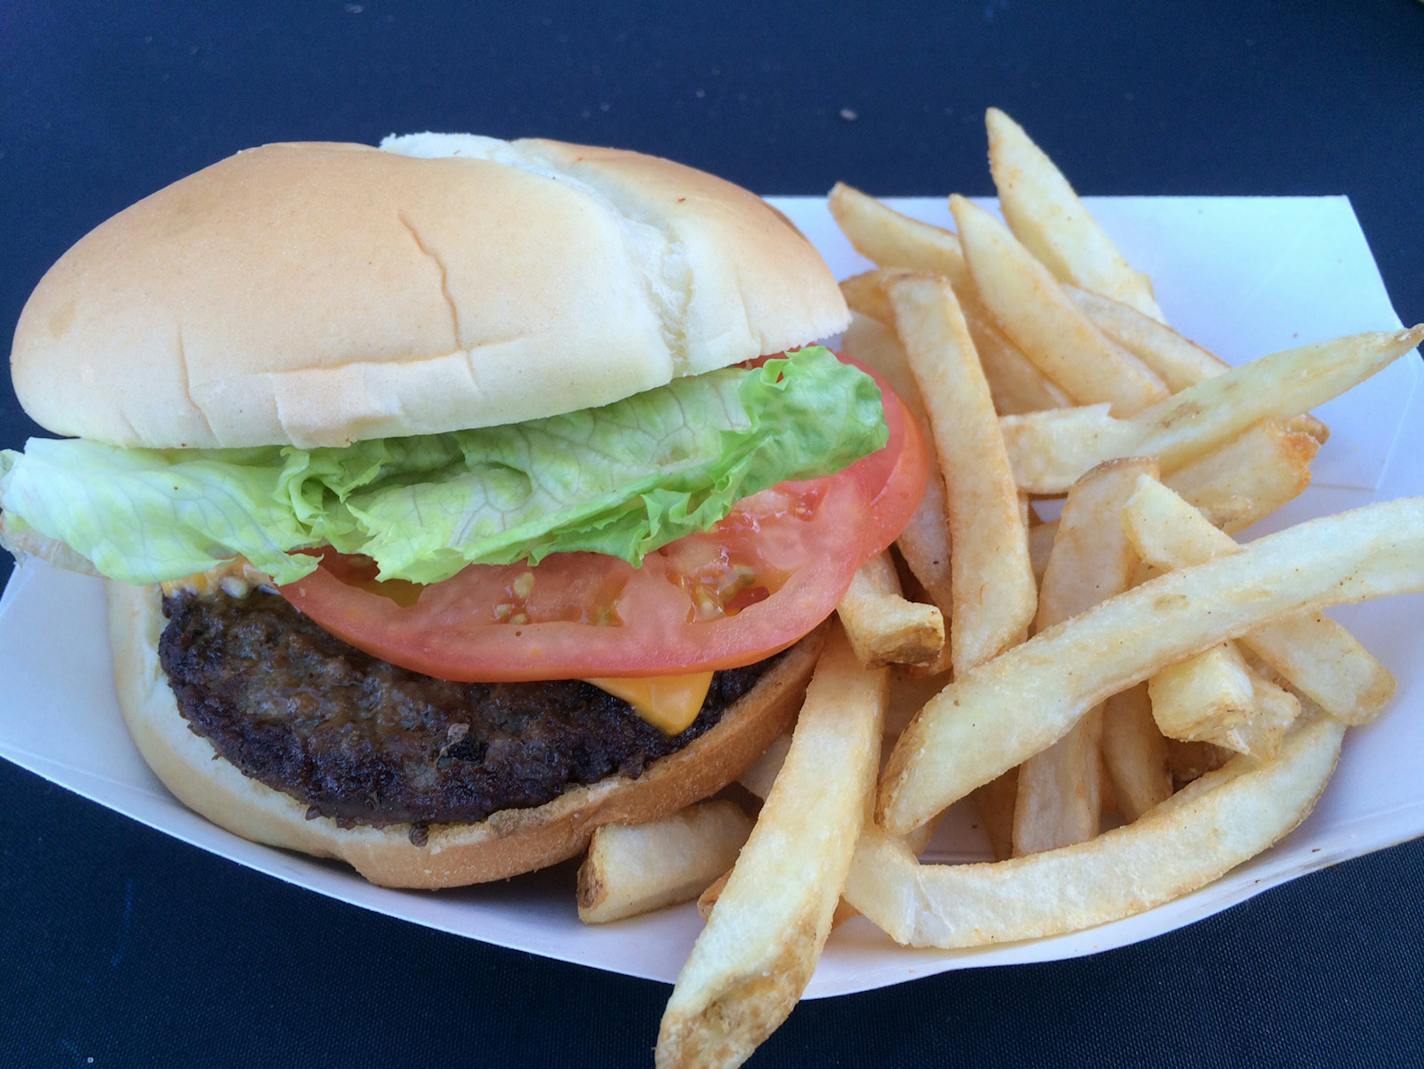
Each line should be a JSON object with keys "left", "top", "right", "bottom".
{"left": 279, "top": 357, "right": 928, "bottom": 681}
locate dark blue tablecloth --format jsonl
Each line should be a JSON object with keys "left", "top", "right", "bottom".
{"left": 3, "top": 3, "right": 1421, "bottom": 1065}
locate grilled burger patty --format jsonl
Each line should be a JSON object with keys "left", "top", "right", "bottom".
{"left": 158, "top": 590, "right": 775, "bottom": 836}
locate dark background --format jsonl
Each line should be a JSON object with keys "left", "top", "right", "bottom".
{"left": 2, "top": 2, "right": 1422, "bottom": 1065}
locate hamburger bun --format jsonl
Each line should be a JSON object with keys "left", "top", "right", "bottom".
{"left": 14, "top": 135, "right": 848, "bottom": 450}
{"left": 107, "top": 579, "right": 821, "bottom": 888}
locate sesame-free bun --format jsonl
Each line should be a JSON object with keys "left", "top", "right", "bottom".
{"left": 106, "top": 579, "right": 820, "bottom": 888}
{"left": 14, "top": 134, "right": 847, "bottom": 449}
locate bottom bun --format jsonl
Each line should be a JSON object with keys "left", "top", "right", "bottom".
{"left": 107, "top": 580, "right": 821, "bottom": 889}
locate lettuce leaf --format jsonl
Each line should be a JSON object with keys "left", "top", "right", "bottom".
{"left": 0, "top": 347, "right": 886, "bottom": 586}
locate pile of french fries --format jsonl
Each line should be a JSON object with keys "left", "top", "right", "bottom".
{"left": 574, "top": 108, "right": 1424, "bottom": 1068}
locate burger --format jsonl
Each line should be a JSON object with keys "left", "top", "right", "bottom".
{"left": 0, "top": 134, "right": 926, "bottom": 887}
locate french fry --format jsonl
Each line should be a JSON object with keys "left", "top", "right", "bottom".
{"left": 974, "top": 313, "right": 1073, "bottom": 415}
{"left": 1013, "top": 458, "right": 1156, "bottom": 855}
{"left": 836, "top": 551, "right": 945, "bottom": 668}
{"left": 987, "top": 108, "right": 1165, "bottom": 321}
{"left": 878, "top": 496, "right": 1424, "bottom": 835}
{"left": 657, "top": 628, "right": 886, "bottom": 1069}
{"left": 843, "top": 269, "right": 1070, "bottom": 415}
{"left": 849, "top": 719, "right": 1344, "bottom": 948}
{"left": 1147, "top": 642, "right": 1299, "bottom": 760}
{"left": 840, "top": 271, "right": 896, "bottom": 325}
{"left": 999, "top": 327, "right": 1423, "bottom": 493}
{"left": 1065, "top": 284, "right": 1329, "bottom": 443}
{"left": 951, "top": 195, "right": 1168, "bottom": 416}
{"left": 887, "top": 274, "right": 1037, "bottom": 674}
{"left": 697, "top": 872, "right": 858, "bottom": 930}
{"left": 1030, "top": 418, "right": 1322, "bottom": 557}
{"left": 1163, "top": 422, "right": 1319, "bottom": 534}
{"left": 1065, "top": 284, "right": 1222, "bottom": 388}
{"left": 1123, "top": 477, "right": 1397, "bottom": 724}
{"left": 737, "top": 734, "right": 792, "bottom": 802}
{"left": 1101, "top": 684, "right": 1173, "bottom": 820}
{"left": 577, "top": 802, "right": 754, "bottom": 924}
{"left": 829, "top": 184, "right": 970, "bottom": 289}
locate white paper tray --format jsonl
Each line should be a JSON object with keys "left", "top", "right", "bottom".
{"left": 1, "top": 196, "right": 1419, "bottom": 997}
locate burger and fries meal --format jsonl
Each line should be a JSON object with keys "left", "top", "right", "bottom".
{"left": 1, "top": 108, "right": 1419, "bottom": 1066}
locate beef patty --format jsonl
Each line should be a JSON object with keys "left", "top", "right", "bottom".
{"left": 158, "top": 590, "right": 775, "bottom": 837}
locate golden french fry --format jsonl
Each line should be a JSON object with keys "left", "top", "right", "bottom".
{"left": 999, "top": 327, "right": 1423, "bottom": 493}
{"left": 849, "top": 719, "right": 1344, "bottom": 948}
{"left": 1123, "top": 477, "right": 1397, "bottom": 724}
{"left": 878, "top": 495, "right": 1424, "bottom": 835}
{"left": 1064, "top": 284, "right": 1329, "bottom": 442}
{"left": 577, "top": 802, "right": 755, "bottom": 924}
{"left": 840, "top": 271, "right": 896, "bottom": 326}
{"left": 836, "top": 551, "right": 945, "bottom": 668}
{"left": 1147, "top": 642, "right": 1299, "bottom": 760}
{"left": 737, "top": 733, "right": 792, "bottom": 802}
{"left": 987, "top": 108, "right": 1165, "bottom": 321}
{"left": 1101, "top": 684, "right": 1173, "bottom": 820}
{"left": 1163, "top": 422, "right": 1319, "bottom": 534}
{"left": 1032, "top": 418, "right": 1322, "bottom": 557}
{"left": 1014, "top": 458, "right": 1156, "bottom": 855}
{"left": 697, "top": 871, "right": 858, "bottom": 930}
{"left": 971, "top": 771, "right": 1020, "bottom": 862}
{"left": 1065, "top": 284, "right": 1221, "bottom": 388}
{"left": 829, "top": 184, "right": 971, "bottom": 289}
{"left": 888, "top": 274, "right": 1037, "bottom": 674}
{"left": 657, "top": 628, "right": 886, "bottom": 1069}
{"left": 843, "top": 269, "right": 1069, "bottom": 415}
{"left": 951, "top": 195, "right": 1168, "bottom": 416}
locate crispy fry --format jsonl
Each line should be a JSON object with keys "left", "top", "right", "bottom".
{"left": 842, "top": 268, "right": 1069, "bottom": 415}
{"left": 999, "top": 327, "right": 1423, "bottom": 493}
{"left": 951, "top": 195, "right": 1168, "bottom": 416}
{"left": 837, "top": 551, "right": 945, "bottom": 668}
{"left": 1123, "top": 477, "right": 1397, "bottom": 724}
{"left": 850, "top": 719, "right": 1344, "bottom": 947}
{"left": 1014, "top": 459, "right": 1155, "bottom": 855}
{"left": 1065, "top": 284, "right": 1220, "bottom": 387}
{"left": 697, "top": 872, "right": 858, "bottom": 930}
{"left": 1101, "top": 684, "right": 1173, "bottom": 820}
{"left": 888, "top": 274, "right": 1037, "bottom": 674}
{"left": 840, "top": 270, "right": 897, "bottom": 326}
{"left": 878, "top": 496, "right": 1424, "bottom": 834}
{"left": 1064, "top": 284, "right": 1329, "bottom": 443}
{"left": 577, "top": 802, "right": 754, "bottom": 924}
{"left": 987, "top": 109, "right": 1165, "bottom": 321}
{"left": 1163, "top": 422, "right": 1319, "bottom": 534}
{"left": 657, "top": 628, "right": 886, "bottom": 1069}
{"left": 1147, "top": 642, "right": 1299, "bottom": 760}
{"left": 829, "top": 184, "right": 971, "bottom": 289}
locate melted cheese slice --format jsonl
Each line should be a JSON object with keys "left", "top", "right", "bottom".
{"left": 583, "top": 672, "right": 715, "bottom": 735}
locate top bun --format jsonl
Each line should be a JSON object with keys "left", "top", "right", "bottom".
{"left": 12, "top": 135, "right": 847, "bottom": 449}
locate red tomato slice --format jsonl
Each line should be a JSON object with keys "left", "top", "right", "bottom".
{"left": 279, "top": 357, "right": 927, "bottom": 681}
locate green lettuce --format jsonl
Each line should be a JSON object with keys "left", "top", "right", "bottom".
{"left": 0, "top": 347, "right": 886, "bottom": 586}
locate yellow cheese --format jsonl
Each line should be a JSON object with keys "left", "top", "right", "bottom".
{"left": 583, "top": 672, "right": 716, "bottom": 735}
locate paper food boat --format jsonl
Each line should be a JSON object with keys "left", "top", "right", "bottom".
{"left": 2, "top": 196, "right": 1420, "bottom": 997}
